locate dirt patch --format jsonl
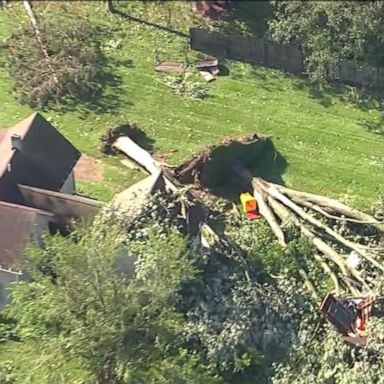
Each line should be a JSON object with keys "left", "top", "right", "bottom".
{"left": 100, "top": 124, "right": 154, "bottom": 155}
{"left": 170, "top": 134, "right": 260, "bottom": 185}
{"left": 192, "top": 0, "right": 229, "bottom": 20}
{"left": 74, "top": 155, "right": 103, "bottom": 183}
{"left": 167, "top": 133, "right": 287, "bottom": 201}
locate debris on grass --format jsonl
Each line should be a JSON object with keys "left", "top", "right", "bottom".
{"left": 155, "top": 61, "right": 186, "bottom": 73}
{"left": 111, "top": 129, "right": 384, "bottom": 346}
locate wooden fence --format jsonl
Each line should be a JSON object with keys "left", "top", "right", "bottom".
{"left": 190, "top": 28, "right": 384, "bottom": 90}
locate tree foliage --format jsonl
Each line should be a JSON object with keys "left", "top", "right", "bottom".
{"left": 3, "top": 192, "right": 384, "bottom": 383}
{"left": 269, "top": 1, "right": 384, "bottom": 82}
{"left": 5, "top": 15, "right": 105, "bottom": 108}
{"left": 5, "top": 208, "right": 204, "bottom": 383}
{"left": 271, "top": 315, "right": 384, "bottom": 384}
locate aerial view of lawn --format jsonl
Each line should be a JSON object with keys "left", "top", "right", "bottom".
{"left": 1, "top": 2, "right": 384, "bottom": 383}
{"left": 0, "top": 1, "right": 383, "bottom": 207}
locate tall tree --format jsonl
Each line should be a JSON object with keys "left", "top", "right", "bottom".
{"left": 269, "top": 1, "right": 384, "bottom": 82}
{"left": 5, "top": 211, "right": 218, "bottom": 384}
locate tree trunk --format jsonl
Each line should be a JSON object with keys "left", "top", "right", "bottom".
{"left": 266, "top": 195, "right": 363, "bottom": 296}
{"left": 268, "top": 181, "right": 384, "bottom": 233}
{"left": 265, "top": 183, "right": 384, "bottom": 273}
{"left": 252, "top": 182, "right": 286, "bottom": 246}
{"left": 23, "top": 0, "right": 59, "bottom": 85}
{"left": 113, "top": 136, "right": 160, "bottom": 176}
{"left": 105, "top": 0, "right": 114, "bottom": 13}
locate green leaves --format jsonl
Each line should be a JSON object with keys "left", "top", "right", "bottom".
{"left": 269, "top": 1, "right": 384, "bottom": 83}
{"left": 4, "top": 208, "right": 200, "bottom": 383}
{"left": 5, "top": 15, "right": 106, "bottom": 109}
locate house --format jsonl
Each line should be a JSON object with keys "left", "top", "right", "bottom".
{"left": 0, "top": 112, "right": 81, "bottom": 204}
{"left": 0, "top": 201, "right": 52, "bottom": 307}
{"left": 0, "top": 112, "right": 103, "bottom": 309}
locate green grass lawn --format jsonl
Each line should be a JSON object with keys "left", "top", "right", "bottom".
{"left": 0, "top": 1, "right": 383, "bottom": 207}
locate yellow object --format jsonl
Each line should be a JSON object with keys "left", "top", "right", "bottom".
{"left": 240, "top": 192, "right": 257, "bottom": 213}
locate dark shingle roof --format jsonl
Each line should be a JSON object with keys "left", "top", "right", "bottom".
{"left": 0, "top": 201, "right": 53, "bottom": 270}
{"left": 0, "top": 112, "right": 81, "bottom": 195}
{"left": 18, "top": 185, "right": 102, "bottom": 225}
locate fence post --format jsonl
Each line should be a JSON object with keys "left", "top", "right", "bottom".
{"left": 263, "top": 39, "right": 268, "bottom": 66}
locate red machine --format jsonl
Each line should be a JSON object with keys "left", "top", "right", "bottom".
{"left": 319, "top": 292, "right": 375, "bottom": 347}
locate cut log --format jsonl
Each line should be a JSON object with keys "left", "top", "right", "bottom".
{"left": 199, "top": 70, "right": 215, "bottom": 82}
{"left": 196, "top": 59, "right": 220, "bottom": 77}
{"left": 155, "top": 61, "right": 185, "bottom": 73}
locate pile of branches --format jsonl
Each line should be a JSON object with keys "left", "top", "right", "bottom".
{"left": 110, "top": 129, "right": 384, "bottom": 299}
{"left": 235, "top": 166, "right": 384, "bottom": 299}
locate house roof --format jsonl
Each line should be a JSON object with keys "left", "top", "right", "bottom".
{"left": 18, "top": 184, "right": 103, "bottom": 225}
{"left": 0, "top": 112, "right": 81, "bottom": 195}
{"left": 0, "top": 186, "right": 102, "bottom": 272}
{"left": 0, "top": 201, "right": 53, "bottom": 270}
{"left": 0, "top": 113, "right": 34, "bottom": 179}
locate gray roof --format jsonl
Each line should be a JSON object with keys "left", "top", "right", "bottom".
{"left": 0, "top": 112, "right": 81, "bottom": 198}
{"left": 18, "top": 185, "right": 102, "bottom": 225}
{"left": 0, "top": 201, "right": 53, "bottom": 270}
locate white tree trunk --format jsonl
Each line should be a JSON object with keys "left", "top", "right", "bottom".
{"left": 23, "top": 0, "right": 59, "bottom": 85}
{"left": 113, "top": 136, "right": 160, "bottom": 176}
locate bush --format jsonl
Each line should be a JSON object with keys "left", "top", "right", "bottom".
{"left": 163, "top": 72, "right": 208, "bottom": 100}
{"left": 5, "top": 16, "right": 105, "bottom": 108}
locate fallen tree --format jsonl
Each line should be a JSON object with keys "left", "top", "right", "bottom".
{"left": 233, "top": 166, "right": 384, "bottom": 298}
{"left": 110, "top": 130, "right": 384, "bottom": 299}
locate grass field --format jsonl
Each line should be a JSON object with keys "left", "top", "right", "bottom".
{"left": 0, "top": 1, "right": 383, "bottom": 208}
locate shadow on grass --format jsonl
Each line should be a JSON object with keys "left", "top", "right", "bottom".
{"left": 201, "top": 137, "right": 287, "bottom": 201}
{"left": 111, "top": 7, "right": 188, "bottom": 38}
{"left": 52, "top": 58, "right": 133, "bottom": 117}
{"left": 218, "top": 0, "right": 273, "bottom": 38}
{"left": 130, "top": 128, "right": 155, "bottom": 153}
{"left": 360, "top": 114, "right": 384, "bottom": 135}
{"left": 293, "top": 79, "right": 384, "bottom": 136}
{"left": 293, "top": 76, "right": 384, "bottom": 111}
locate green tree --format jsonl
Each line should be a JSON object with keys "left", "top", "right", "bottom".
{"left": 5, "top": 210, "right": 221, "bottom": 384}
{"left": 5, "top": 14, "right": 106, "bottom": 108}
{"left": 269, "top": 1, "right": 384, "bottom": 82}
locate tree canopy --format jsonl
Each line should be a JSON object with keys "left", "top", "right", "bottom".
{"left": 269, "top": 1, "right": 384, "bottom": 82}
{"left": 5, "top": 208, "right": 208, "bottom": 383}
{"left": 5, "top": 14, "right": 105, "bottom": 108}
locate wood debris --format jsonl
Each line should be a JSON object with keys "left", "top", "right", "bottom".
{"left": 155, "top": 61, "right": 186, "bottom": 73}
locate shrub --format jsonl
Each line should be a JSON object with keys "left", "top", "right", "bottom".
{"left": 163, "top": 72, "right": 208, "bottom": 100}
{"left": 5, "top": 16, "right": 105, "bottom": 108}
